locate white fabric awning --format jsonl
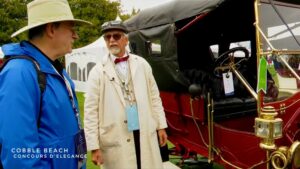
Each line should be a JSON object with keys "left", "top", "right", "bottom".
{"left": 0, "top": 47, "right": 4, "bottom": 59}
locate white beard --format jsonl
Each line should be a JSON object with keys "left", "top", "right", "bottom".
{"left": 109, "top": 47, "right": 121, "bottom": 55}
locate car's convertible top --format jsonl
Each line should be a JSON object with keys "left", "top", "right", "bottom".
{"left": 125, "top": 0, "right": 222, "bottom": 31}
{"left": 124, "top": 0, "right": 300, "bottom": 92}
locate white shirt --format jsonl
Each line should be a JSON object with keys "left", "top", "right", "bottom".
{"left": 110, "top": 53, "right": 129, "bottom": 82}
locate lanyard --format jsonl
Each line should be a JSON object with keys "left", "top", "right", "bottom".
{"left": 53, "top": 67, "right": 83, "bottom": 130}
{"left": 116, "top": 64, "right": 136, "bottom": 106}
{"left": 109, "top": 57, "right": 136, "bottom": 106}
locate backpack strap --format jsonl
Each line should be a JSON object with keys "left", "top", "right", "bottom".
{"left": 0, "top": 55, "right": 46, "bottom": 128}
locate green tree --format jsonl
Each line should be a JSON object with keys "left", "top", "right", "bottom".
{"left": 0, "top": 0, "right": 32, "bottom": 45}
{"left": 70, "top": 0, "right": 124, "bottom": 48}
{"left": 0, "top": 0, "right": 134, "bottom": 48}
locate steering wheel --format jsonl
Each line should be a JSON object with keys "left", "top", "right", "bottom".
{"left": 214, "top": 47, "right": 250, "bottom": 77}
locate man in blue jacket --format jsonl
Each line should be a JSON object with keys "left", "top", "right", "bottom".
{"left": 0, "top": 0, "right": 92, "bottom": 168}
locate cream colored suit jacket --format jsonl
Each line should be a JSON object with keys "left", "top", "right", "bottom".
{"left": 84, "top": 53, "right": 168, "bottom": 169}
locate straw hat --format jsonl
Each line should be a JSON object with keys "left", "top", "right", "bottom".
{"left": 11, "top": 0, "right": 92, "bottom": 37}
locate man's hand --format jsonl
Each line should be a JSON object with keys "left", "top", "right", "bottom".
{"left": 158, "top": 129, "right": 168, "bottom": 146}
{"left": 91, "top": 149, "right": 104, "bottom": 166}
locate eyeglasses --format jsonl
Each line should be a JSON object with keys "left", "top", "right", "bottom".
{"left": 104, "top": 33, "right": 123, "bottom": 41}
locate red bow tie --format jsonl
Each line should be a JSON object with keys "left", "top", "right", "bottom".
{"left": 114, "top": 56, "right": 129, "bottom": 64}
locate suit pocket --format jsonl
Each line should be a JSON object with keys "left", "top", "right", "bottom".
{"left": 99, "top": 124, "right": 120, "bottom": 148}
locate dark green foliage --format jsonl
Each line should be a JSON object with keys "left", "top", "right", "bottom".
{"left": 0, "top": 0, "right": 32, "bottom": 44}
{"left": 0, "top": 0, "right": 134, "bottom": 48}
{"left": 69, "top": 0, "right": 121, "bottom": 48}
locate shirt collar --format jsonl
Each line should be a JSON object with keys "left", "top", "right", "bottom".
{"left": 110, "top": 52, "right": 128, "bottom": 62}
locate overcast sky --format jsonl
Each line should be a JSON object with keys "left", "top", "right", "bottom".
{"left": 117, "top": 0, "right": 172, "bottom": 14}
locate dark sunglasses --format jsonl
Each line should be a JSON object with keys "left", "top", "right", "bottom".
{"left": 104, "top": 33, "right": 123, "bottom": 41}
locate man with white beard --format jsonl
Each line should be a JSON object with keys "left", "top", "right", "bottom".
{"left": 84, "top": 20, "right": 168, "bottom": 169}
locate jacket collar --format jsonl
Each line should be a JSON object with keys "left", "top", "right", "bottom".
{"left": 101, "top": 52, "right": 139, "bottom": 106}
{"left": 101, "top": 52, "right": 139, "bottom": 78}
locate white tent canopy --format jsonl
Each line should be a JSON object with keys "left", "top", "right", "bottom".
{"left": 65, "top": 36, "right": 108, "bottom": 92}
{"left": 65, "top": 36, "right": 160, "bottom": 92}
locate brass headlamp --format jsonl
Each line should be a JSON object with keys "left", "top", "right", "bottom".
{"left": 254, "top": 106, "right": 283, "bottom": 150}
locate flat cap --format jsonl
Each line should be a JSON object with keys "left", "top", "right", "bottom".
{"left": 101, "top": 20, "right": 128, "bottom": 33}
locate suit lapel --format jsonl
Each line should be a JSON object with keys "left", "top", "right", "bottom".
{"left": 102, "top": 58, "right": 126, "bottom": 107}
{"left": 128, "top": 54, "right": 138, "bottom": 82}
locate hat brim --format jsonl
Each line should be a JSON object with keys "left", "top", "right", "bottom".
{"left": 102, "top": 27, "right": 128, "bottom": 34}
{"left": 11, "top": 18, "right": 92, "bottom": 38}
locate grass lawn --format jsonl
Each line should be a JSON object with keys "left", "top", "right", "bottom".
{"left": 76, "top": 92, "right": 224, "bottom": 169}
{"left": 77, "top": 92, "right": 99, "bottom": 169}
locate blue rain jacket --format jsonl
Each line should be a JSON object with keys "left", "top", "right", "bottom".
{"left": 0, "top": 41, "right": 85, "bottom": 169}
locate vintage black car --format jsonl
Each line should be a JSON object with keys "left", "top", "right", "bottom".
{"left": 125, "top": 0, "right": 300, "bottom": 168}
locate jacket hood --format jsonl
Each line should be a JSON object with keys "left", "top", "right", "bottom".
{"left": 1, "top": 41, "right": 58, "bottom": 74}
{"left": 1, "top": 42, "right": 28, "bottom": 57}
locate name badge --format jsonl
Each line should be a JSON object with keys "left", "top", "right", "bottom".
{"left": 222, "top": 72, "right": 234, "bottom": 96}
{"left": 126, "top": 104, "right": 140, "bottom": 131}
